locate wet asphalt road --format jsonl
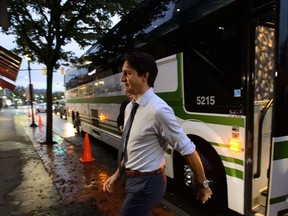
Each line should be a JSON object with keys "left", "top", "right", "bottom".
{"left": 0, "top": 106, "right": 175, "bottom": 215}
{"left": 0, "top": 106, "right": 241, "bottom": 216}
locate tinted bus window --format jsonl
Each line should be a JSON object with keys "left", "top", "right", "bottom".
{"left": 183, "top": 13, "right": 242, "bottom": 114}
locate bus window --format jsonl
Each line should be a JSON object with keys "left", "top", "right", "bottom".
{"left": 254, "top": 25, "right": 275, "bottom": 101}
{"left": 182, "top": 14, "right": 242, "bottom": 114}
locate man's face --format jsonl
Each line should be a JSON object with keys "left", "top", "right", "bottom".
{"left": 121, "top": 60, "right": 145, "bottom": 97}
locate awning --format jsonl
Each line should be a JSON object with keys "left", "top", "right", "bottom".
{"left": 0, "top": 77, "right": 16, "bottom": 91}
{"left": 0, "top": 46, "right": 22, "bottom": 90}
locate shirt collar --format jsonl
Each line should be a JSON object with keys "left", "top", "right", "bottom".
{"left": 135, "top": 88, "right": 154, "bottom": 107}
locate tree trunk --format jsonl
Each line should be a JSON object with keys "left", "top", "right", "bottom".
{"left": 45, "top": 65, "right": 54, "bottom": 144}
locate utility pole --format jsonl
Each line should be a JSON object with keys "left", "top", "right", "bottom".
{"left": 27, "top": 58, "right": 37, "bottom": 127}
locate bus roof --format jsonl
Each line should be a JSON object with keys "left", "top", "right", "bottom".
{"left": 83, "top": 0, "right": 236, "bottom": 60}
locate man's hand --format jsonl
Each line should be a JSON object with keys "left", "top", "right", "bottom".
{"left": 196, "top": 187, "right": 213, "bottom": 204}
{"left": 119, "top": 126, "right": 124, "bottom": 133}
{"left": 103, "top": 171, "right": 121, "bottom": 193}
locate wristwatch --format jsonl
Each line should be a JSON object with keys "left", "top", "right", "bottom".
{"left": 199, "top": 179, "right": 210, "bottom": 189}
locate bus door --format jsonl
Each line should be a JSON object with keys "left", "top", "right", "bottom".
{"left": 266, "top": 0, "right": 288, "bottom": 215}
{"left": 251, "top": 22, "right": 275, "bottom": 215}
{"left": 251, "top": 4, "right": 288, "bottom": 214}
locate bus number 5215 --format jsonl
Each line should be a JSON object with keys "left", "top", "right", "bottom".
{"left": 196, "top": 96, "right": 215, "bottom": 105}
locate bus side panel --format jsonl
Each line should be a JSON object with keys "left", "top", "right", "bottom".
{"left": 267, "top": 136, "right": 288, "bottom": 216}
{"left": 269, "top": 0, "right": 288, "bottom": 214}
{"left": 89, "top": 103, "right": 122, "bottom": 149}
{"left": 180, "top": 119, "right": 245, "bottom": 214}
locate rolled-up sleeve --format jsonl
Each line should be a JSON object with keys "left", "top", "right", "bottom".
{"left": 155, "top": 105, "right": 195, "bottom": 156}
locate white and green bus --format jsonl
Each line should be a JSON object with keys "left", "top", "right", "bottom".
{"left": 64, "top": 0, "right": 288, "bottom": 215}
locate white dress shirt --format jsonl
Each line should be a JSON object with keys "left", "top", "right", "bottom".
{"left": 124, "top": 88, "right": 195, "bottom": 172}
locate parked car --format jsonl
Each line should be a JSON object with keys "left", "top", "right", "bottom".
{"left": 35, "top": 103, "right": 47, "bottom": 113}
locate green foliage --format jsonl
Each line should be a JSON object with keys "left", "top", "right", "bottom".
{"left": 10, "top": 86, "right": 64, "bottom": 103}
{"left": 3, "top": 0, "right": 140, "bottom": 143}
{"left": 12, "top": 86, "right": 27, "bottom": 103}
{"left": 5, "top": 0, "right": 140, "bottom": 67}
{"left": 53, "top": 91, "right": 65, "bottom": 101}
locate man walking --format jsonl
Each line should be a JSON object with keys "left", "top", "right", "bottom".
{"left": 103, "top": 51, "right": 212, "bottom": 216}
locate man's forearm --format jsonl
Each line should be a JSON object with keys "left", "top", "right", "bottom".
{"left": 184, "top": 151, "right": 207, "bottom": 184}
{"left": 116, "top": 158, "right": 126, "bottom": 177}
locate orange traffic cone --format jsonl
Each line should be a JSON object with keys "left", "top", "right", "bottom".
{"left": 28, "top": 110, "right": 31, "bottom": 117}
{"left": 80, "top": 133, "right": 95, "bottom": 162}
{"left": 38, "top": 115, "right": 43, "bottom": 126}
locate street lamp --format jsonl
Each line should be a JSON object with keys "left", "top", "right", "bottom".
{"left": 24, "top": 55, "right": 37, "bottom": 127}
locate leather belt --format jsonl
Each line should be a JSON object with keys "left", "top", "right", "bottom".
{"left": 125, "top": 166, "right": 164, "bottom": 177}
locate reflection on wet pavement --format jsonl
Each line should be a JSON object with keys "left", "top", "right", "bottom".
{"left": 26, "top": 125, "right": 175, "bottom": 216}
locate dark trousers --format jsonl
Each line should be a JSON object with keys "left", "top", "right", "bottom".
{"left": 120, "top": 172, "right": 167, "bottom": 216}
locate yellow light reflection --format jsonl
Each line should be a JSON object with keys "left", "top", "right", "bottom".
{"left": 99, "top": 113, "right": 108, "bottom": 122}
{"left": 98, "top": 171, "right": 110, "bottom": 185}
{"left": 229, "top": 138, "right": 242, "bottom": 152}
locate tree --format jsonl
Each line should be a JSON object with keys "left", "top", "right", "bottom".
{"left": 3, "top": 0, "right": 140, "bottom": 144}
{"left": 12, "top": 86, "right": 26, "bottom": 104}
{"left": 53, "top": 91, "right": 64, "bottom": 101}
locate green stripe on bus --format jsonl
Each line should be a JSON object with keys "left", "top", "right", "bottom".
{"left": 193, "top": 115, "right": 243, "bottom": 127}
{"left": 210, "top": 142, "right": 228, "bottom": 148}
{"left": 67, "top": 96, "right": 128, "bottom": 104}
{"left": 68, "top": 97, "right": 244, "bottom": 128}
{"left": 220, "top": 155, "right": 244, "bottom": 166}
{"left": 270, "top": 194, "right": 288, "bottom": 205}
{"left": 224, "top": 166, "right": 243, "bottom": 179}
{"left": 274, "top": 140, "right": 288, "bottom": 160}
{"left": 174, "top": 107, "right": 244, "bottom": 127}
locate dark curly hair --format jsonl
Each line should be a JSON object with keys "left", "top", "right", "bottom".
{"left": 124, "top": 51, "right": 158, "bottom": 87}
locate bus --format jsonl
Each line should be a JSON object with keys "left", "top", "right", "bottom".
{"left": 64, "top": 0, "right": 288, "bottom": 215}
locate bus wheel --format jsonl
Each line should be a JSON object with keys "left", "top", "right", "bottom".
{"left": 173, "top": 135, "right": 228, "bottom": 212}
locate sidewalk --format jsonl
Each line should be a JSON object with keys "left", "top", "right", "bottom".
{"left": 0, "top": 109, "right": 175, "bottom": 215}
{"left": 24, "top": 124, "right": 124, "bottom": 215}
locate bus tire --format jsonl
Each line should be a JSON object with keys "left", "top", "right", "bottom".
{"left": 173, "top": 135, "right": 228, "bottom": 213}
